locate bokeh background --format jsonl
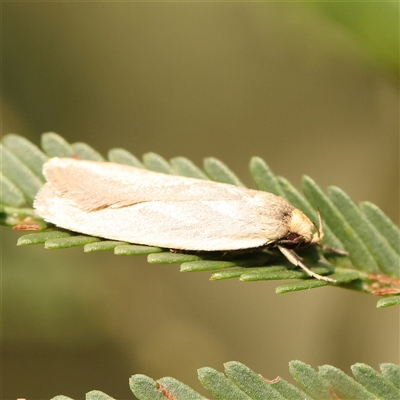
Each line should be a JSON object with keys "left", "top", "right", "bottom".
{"left": 2, "top": 2, "right": 399, "bottom": 399}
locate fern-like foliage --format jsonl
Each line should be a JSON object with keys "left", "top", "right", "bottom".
{"left": 1, "top": 133, "right": 399, "bottom": 307}
{"left": 49, "top": 360, "right": 400, "bottom": 400}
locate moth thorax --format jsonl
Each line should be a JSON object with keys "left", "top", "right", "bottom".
{"left": 288, "top": 208, "right": 315, "bottom": 243}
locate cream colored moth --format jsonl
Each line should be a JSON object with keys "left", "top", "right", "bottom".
{"left": 34, "top": 157, "right": 337, "bottom": 283}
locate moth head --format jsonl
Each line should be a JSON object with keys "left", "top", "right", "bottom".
{"left": 276, "top": 208, "right": 324, "bottom": 249}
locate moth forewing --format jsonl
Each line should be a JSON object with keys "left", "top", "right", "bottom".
{"left": 34, "top": 158, "right": 336, "bottom": 282}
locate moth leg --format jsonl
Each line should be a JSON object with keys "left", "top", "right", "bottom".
{"left": 316, "top": 243, "right": 348, "bottom": 256}
{"left": 278, "top": 246, "right": 337, "bottom": 283}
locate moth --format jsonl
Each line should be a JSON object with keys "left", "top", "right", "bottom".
{"left": 34, "top": 157, "right": 337, "bottom": 283}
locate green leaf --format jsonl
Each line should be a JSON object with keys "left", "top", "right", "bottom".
{"left": 318, "top": 365, "right": 378, "bottom": 400}
{"left": 86, "top": 390, "right": 116, "bottom": 400}
{"left": 224, "top": 361, "right": 285, "bottom": 400}
{"left": 351, "top": 363, "right": 400, "bottom": 400}
{"left": 210, "top": 269, "right": 247, "bottom": 280}
{"left": 0, "top": 173, "right": 26, "bottom": 207}
{"left": 3, "top": 133, "right": 400, "bottom": 304}
{"left": 360, "top": 201, "right": 400, "bottom": 256}
{"left": 203, "top": 157, "right": 245, "bottom": 186}
{"left": 3, "top": 133, "right": 48, "bottom": 179}
{"left": 289, "top": 360, "right": 334, "bottom": 400}
{"left": 71, "top": 142, "right": 105, "bottom": 161}
{"left": 241, "top": 267, "right": 331, "bottom": 282}
{"left": 376, "top": 296, "right": 400, "bottom": 309}
{"left": 0, "top": 144, "right": 43, "bottom": 202}
{"left": 50, "top": 361, "right": 400, "bottom": 399}
{"left": 276, "top": 279, "right": 328, "bottom": 293}
{"left": 142, "top": 152, "right": 175, "bottom": 174}
{"left": 108, "top": 148, "right": 145, "bottom": 168}
{"left": 129, "top": 374, "right": 165, "bottom": 400}
{"left": 211, "top": 266, "right": 286, "bottom": 281}
{"left": 157, "top": 377, "right": 207, "bottom": 400}
{"left": 84, "top": 240, "right": 130, "bottom": 252}
{"left": 44, "top": 235, "right": 101, "bottom": 249}
{"left": 268, "top": 377, "right": 312, "bottom": 400}
{"left": 0, "top": 206, "right": 47, "bottom": 228}
{"left": 170, "top": 156, "right": 209, "bottom": 180}
{"left": 380, "top": 364, "right": 400, "bottom": 389}
{"left": 249, "top": 157, "right": 284, "bottom": 196}
{"left": 41, "top": 132, "right": 75, "bottom": 157}
{"left": 328, "top": 186, "right": 400, "bottom": 278}
{"left": 302, "top": 176, "right": 379, "bottom": 273}
{"left": 148, "top": 252, "right": 201, "bottom": 264}
{"left": 197, "top": 367, "right": 251, "bottom": 399}
{"left": 275, "top": 272, "right": 360, "bottom": 294}
{"left": 17, "top": 230, "right": 73, "bottom": 246}
{"left": 180, "top": 254, "right": 271, "bottom": 272}
{"left": 114, "top": 244, "right": 164, "bottom": 256}
{"left": 181, "top": 260, "right": 240, "bottom": 272}
{"left": 51, "top": 396, "right": 75, "bottom": 400}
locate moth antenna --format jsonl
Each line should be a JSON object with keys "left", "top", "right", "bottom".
{"left": 278, "top": 246, "right": 336, "bottom": 283}
{"left": 313, "top": 209, "right": 348, "bottom": 256}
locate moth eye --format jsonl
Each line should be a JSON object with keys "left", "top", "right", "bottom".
{"left": 275, "top": 233, "right": 306, "bottom": 249}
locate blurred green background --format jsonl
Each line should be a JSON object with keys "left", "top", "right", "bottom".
{"left": 2, "top": 2, "right": 399, "bottom": 399}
